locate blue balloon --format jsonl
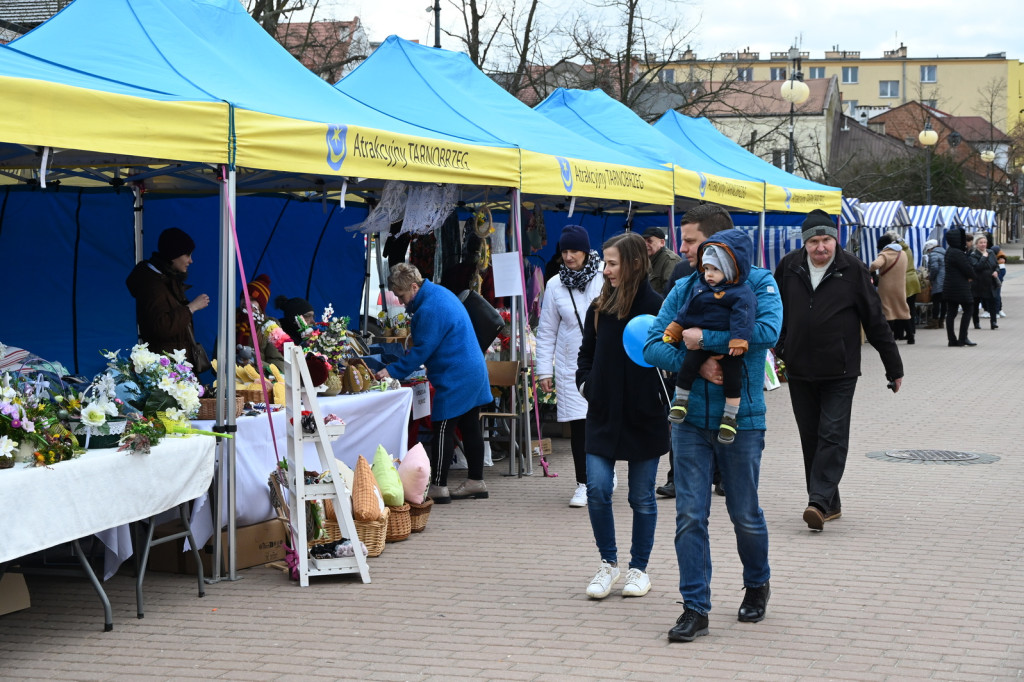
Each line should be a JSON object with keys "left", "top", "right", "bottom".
{"left": 623, "top": 314, "right": 656, "bottom": 367}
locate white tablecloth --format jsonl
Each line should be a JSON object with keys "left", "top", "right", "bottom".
{"left": 189, "top": 388, "right": 412, "bottom": 547}
{"left": 0, "top": 436, "right": 217, "bottom": 576}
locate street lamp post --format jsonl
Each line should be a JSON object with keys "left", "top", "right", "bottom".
{"left": 918, "top": 120, "right": 938, "bottom": 204}
{"left": 779, "top": 46, "right": 809, "bottom": 174}
{"left": 981, "top": 149, "right": 996, "bottom": 211}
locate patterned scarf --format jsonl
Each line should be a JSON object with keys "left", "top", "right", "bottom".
{"left": 559, "top": 249, "right": 601, "bottom": 292}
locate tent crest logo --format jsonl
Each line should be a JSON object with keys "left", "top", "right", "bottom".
{"left": 697, "top": 171, "right": 708, "bottom": 198}
{"left": 326, "top": 124, "right": 348, "bottom": 170}
{"left": 784, "top": 187, "right": 793, "bottom": 209}
{"left": 557, "top": 157, "right": 574, "bottom": 192}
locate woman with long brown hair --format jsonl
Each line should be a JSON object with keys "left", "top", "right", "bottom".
{"left": 576, "top": 232, "right": 669, "bottom": 600}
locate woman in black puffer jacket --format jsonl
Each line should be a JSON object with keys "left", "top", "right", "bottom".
{"left": 969, "top": 233, "right": 999, "bottom": 330}
{"left": 943, "top": 227, "right": 976, "bottom": 346}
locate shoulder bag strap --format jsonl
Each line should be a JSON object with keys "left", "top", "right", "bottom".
{"left": 567, "top": 288, "right": 585, "bottom": 336}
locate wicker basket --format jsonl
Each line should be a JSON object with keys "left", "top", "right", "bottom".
{"left": 198, "top": 396, "right": 244, "bottom": 420}
{"left": 386, "top": 503, "right": 411, "bottom": 542}
{"left": 408, "top": 497, "right": 433, "bottom": 533}
{"left": 354, "top": 507, "right": 389, "bottom": 557}
{"left": 309, "top": 519, "right": 343, "bottom": 549}
{"left": 237, "top": 388, "right": 264, "bottom": 404}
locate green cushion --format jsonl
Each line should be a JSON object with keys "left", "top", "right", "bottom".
{"left": 371, "top": 445, "right": 405, "bottom": 507}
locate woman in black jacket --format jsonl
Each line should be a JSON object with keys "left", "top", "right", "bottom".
{"left": 969, "top": 233, "right": 999, "bottom": 330}
{"left": 576, "top": 232, "right": 668, "bottom": 600}
{"left": 943, "top": 228, "right": 976, "bottom": 346}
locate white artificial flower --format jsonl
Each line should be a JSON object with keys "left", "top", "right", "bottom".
{"left": 81, "top": 402, "right": 108, "bottom": 427}
{"left": 131, "top": 344, "right": 160, "bottom": 373}
{"left": 162, "top": 407, "right": 183, "bottom": 422}
{"left": 170, "top": 348, "right": 188, "bottom": 365}
{"left": 322, "top": 303, "right": 334, "bottom": 322}
{"left": 103, "top": 349, "right": 120, "bottom": 361}
{"left": 100, "top": 398, "right": 119, "bottom": 417}
{"left": 0, "top": 435, "right": 14, "bottom": 457}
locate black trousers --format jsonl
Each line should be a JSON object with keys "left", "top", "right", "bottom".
{"left": 946, "top": 301, "right": 973, "bottom": 343}
{"left": 787, "top": 376, "right": 858, "bottom": 514}
{"left": 431, "top": 405, "right": 484, "bottom": 486}
{"left": 677, "top": 349, "right": 743, "bottom": 400}
{"left": 569, "top": 418, "right": 587, "bottom": 484}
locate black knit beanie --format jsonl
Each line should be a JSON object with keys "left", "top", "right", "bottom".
{"left": 157, "top": 227, "right": 196, "bottom": 261}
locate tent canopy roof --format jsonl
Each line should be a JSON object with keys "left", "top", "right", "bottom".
{"left": 653, "top": 110, "right": 841, "bottom": 214}
{"left": 336, "top": 36, "right": 674, "bottom": 205}
{"left": 535, "top": 88, "right": 766, "bottom": 212}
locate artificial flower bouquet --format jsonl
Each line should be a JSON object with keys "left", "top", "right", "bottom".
{"left": 305, "top": 304, "right": 352, "bottom": 368}
{"left": 0, "top": 370, "right": 80, "bottom": 467}
{"left": 103, "top": 344, "right": 204, "bottom": 421}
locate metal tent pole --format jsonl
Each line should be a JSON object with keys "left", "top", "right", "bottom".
{"left": 511, "top": 191, "right": 532, "bottom": 476}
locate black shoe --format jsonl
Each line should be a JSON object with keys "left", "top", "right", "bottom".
{"left": 906, "top": 337, "right": 915, "bottom": 344}
{"left": 948, "top": 340, "right": 962, "bottom": 347}
{"left": 656, "top": 481, "right": 676, "bottom": 498}
{"left": 991, "top": 324, "right": 998, "bottom": 329}
{"left": 714, "top": 483, "right": 725, "bottom": 497}
{"left": 668, "top": 607, "right": 709, "bottom": 642}
{"left": 737, "top": 581, "right": 771, "bottom": 623}
{"left": 717, "top": 415, "right": 737, "bottom": 445}
{"left": 961, "top": 339, "right": 977, "bottom": 347}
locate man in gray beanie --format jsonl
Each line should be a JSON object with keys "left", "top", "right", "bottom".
{"left": 773, "top": 209, "right": 904, "bottom": 532}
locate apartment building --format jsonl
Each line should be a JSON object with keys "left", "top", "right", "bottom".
{"left": 666, "top": 44, "right": 1023, "bottom": 135}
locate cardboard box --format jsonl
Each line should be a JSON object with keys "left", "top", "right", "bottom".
{"left": 0, "top": 573, "right": 31, "bottom": 616}
{"left": 145, "top": 519, "right": 288, "bottom": 574}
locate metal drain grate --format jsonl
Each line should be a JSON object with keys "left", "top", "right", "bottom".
{"left": 886, "top": 449, "right": 978, "bottom": 461}
{"left": 867, "top": 449, "right": 999, "bottom": 465}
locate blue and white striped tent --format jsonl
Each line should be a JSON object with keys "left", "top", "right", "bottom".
{"left": 841, "top": 197, "right": 864, "bottom": 228}
{"left": 957, "top": 207, "right": 978, "bottom": 229}
{"left": 940, "top": 206, "right": 964, "bottom": 230}
{"left": 981, "top": 209, "right": 996, "bottom": 229}
{"left": 857, "top": 201, "right": 911, "bottom": 266}
{"left": 906, "top": 205, "right": 945, "bottom": 260}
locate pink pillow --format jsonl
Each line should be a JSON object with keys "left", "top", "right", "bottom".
{"left": 398, "top": 443, "right": 431, "bottom": 504}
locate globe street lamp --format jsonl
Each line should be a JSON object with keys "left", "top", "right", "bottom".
{"left": 918, "top": 120, "right": 938, "bottom": 204}
{"left": 779, "top": 47, "right": 809, "bottom": 174}
{"left": 981, "top": 149, "right": 996, "bottom": 211}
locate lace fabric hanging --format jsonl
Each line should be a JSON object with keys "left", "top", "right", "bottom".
{"left": 348, "top": 180, "right": 408, "bottom": 234}
{"left": 402, "top": 183, "right": 458, "bottom": 235}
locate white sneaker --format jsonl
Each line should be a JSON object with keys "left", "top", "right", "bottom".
{"left": 621, "top": 568, "right": 651, "bottom": 597}
{"left": 980, "top": 311, "right": 990, "bottom": 318}
{"left": 612, "top": 469, "right": 618, "bottom": 493}
{"left": 569, "top": 483, "right": 588, "bottom": 508}
{"left": 998, "top": 310, "right": 1006, "bottom": 318}
{"left": 586, "top": 561, "right": 620, "bottom": 599}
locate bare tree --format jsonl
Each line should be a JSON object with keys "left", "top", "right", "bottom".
{"left": 245, "top": 0, "right": 312, "bottom": 36}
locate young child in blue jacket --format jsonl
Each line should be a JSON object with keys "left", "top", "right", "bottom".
{"left": 660, "top": 229, "right": 757, "bottom": 444}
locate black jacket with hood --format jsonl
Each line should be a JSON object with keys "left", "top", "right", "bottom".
{"left": 943, "top": 228, "right": 975, "bottom": 304}
{"left": 774, "top": 244, "right": 903, "bottom": 382}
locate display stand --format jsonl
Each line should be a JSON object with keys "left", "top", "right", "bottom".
{"left": 282, "top": 343, "right": 371, "bottom": 587}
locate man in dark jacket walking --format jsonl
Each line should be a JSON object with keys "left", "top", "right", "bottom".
{"left": 943, "top": 227, "right": 977, "bottom": 346}
{"left": 774, "top": 210, "right": 904, "bottom": 532}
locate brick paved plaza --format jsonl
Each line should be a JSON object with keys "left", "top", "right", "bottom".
{"left": 1, "top": 267, "right": 1021, "bottom": 681}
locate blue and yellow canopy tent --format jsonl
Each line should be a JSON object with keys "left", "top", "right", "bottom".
{"left": 0, "top": 0, "right": 544, "bottom": 578}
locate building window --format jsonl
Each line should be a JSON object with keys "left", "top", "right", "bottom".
{"left": 923, "top": 99, "right": 937, "bottom": 108}
{"left": 736, "top": 67, "right": 753, "bottom": 82}
{"left": 809, "top": 66, "right": 825, "bottom": 79}
{"left": 772, "top": 149, "right": 784, "bottom": 168}
{"left": 845, "top": 100, "right": 858, "bottom": 115}
{"left": 879, "top": 80, "right": 899, "bottom": 98}
{"left": 920, "top": 65, "right": 937, "bottom": 83}
{"left": 842, "top": 66, "right": 858, "bottom": 84}
{"left": 770, "top": 67, "right": 786, "bottom": 80}
{"left": 659, "top": 69, "right": 675, "bottom": 84}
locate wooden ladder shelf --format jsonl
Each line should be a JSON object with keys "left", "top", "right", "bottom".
{"left": 282, "top": 343, "right": 371, "bottom": 587}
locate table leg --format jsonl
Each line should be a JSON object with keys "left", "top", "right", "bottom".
{"left": 72, "top": 539, "right": 113, "bottom": 632}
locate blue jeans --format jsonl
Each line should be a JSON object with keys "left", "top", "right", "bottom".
{"left": 586, "top": 454, "right": 660, "bottom": 571}
{"left": 672, "top": 422, "right": 770, "bottom": 615}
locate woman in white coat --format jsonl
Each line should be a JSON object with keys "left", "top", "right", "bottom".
{"left": 536, "top": 225, "right": 605, "bottom": 507}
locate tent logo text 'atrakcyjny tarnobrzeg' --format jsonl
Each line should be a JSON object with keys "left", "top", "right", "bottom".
{"left": 326, "top": 124, "right": 348, "bottom": 170}
{"left": 557, "top": 157, "right": 574, "bottom": 192}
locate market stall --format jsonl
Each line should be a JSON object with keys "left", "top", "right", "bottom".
{"left": 189, "top": 388, "right": 413, "bottom": 548}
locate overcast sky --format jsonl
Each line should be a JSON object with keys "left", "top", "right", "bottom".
{"left": 299, "top": 0, "right": 1021, "bottom": 62}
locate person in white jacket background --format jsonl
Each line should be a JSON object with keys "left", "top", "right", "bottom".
{"left": 536, "top": 225, "right": 606, "bottom": 507}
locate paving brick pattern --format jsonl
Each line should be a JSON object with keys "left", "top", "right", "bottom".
{"left": 2, "top": 267, "right": 1022, "bottom": 681}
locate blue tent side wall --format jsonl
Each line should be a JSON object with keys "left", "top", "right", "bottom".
{"left": 1, "top": 189, "right": 368, "bottom": 378}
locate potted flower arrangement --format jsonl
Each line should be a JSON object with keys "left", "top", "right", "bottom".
{"left": 305, "top": 305, "right": 352, "bottom": 395}
{"left": 377, "top": 310, "right": 411, "bottom": 338}
{"left": 102, "top": 344, "right": 204, "bottom": 430}
{"left": 0, "top": 371, "right": 80, "bottom": 467}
